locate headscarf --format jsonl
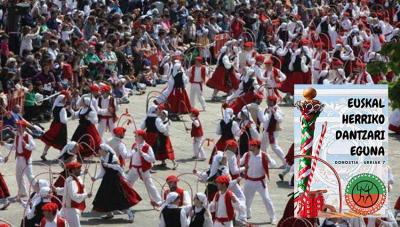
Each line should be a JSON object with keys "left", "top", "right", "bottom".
{"left": 39, "top": 186, "right": 51, "bottom": 198}
{"left": 172, "top": 62, "right": 182, "bottom": 77}
{"left": 58, "top": 141, "right": 77, "bottom": 160}
{"left": 52, "top": 94, "right": 66, "bottom": 110}
{"left": 148, "top": 105, "right": 158, "bottom": 116}
{"left": 223, "top": 108, "right": 234, "bottom": 124}
{"left": 195, "top": 192, "right": 208, "bottom": 208}
{"left": 160, "top": 192, "right": 179, "bottom": 210}
{"left": 38, "top": 179, "right": 50, "bottom": 189}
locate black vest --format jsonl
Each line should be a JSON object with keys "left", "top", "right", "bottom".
{"left": 220, "top": 120, "right": 234, "bottom": 140}
{"left": 173, "top": 72, "right": 184, "bottom": 88}
{"left": 145, "top": 117, "right": 158, "bottom": 133}
{"left": 242, "top": 78, "right": 254, "bottom": 93}
{"left": 218, "top": 53, "right": 226, "bottom": 67}
{"left": 162, "top": 207, "right": 182, "bottom": 227}
{"left": 189, "top": 207, "right": 206, "bottom": 227}
{"left": 79, "top": 107, "right": 92, "bottom": 126}
{"left": 53, "top": 106, "right": 62, "bottom": 123}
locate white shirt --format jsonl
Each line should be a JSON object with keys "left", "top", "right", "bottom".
{"left": 97, "top": 95, "right": 118, "bottom": 116}
{"left": 130, "top": 142, "right": 156, "bottom": 167}
{"left": 188, "top": 66, "right": 208, "bottom": 83}
{"left": 225, "top": 150, "right": 240, "bottom": 176}
{"left": 20, "top": 29, "right": 40, "bottom": 56}
{"left": 390, "top": 109, "right": 400, "bottom": 127}
{"left": 41, "top": 216, "right": 70, "bottom": 227}
{"left": 62, "top": 176, "right": 87, "bottom": 211}
{"left": 209, "top": 190, "right": 246, "bottom": 221}
{"left": 263, "top": 68, "right": 286, "bottom": 88}
{"left": 73, "top": 107, "right": 98, "bottom": 124}
{"left": 240, "top": 152, "right": 265, "bottom": 178}
{"left": 107, "top": 137, "right": 130, "bottom": 160}
{"left": 263, "top": 106, "right": 284, "bottom": 131}
{"left": 5, "top": 132, "right": 36, "bottom": 162}
{"left": 216, "top": 120, "right": 240, "bottom": 138}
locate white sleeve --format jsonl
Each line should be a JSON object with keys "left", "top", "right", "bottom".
{"left": 68, "top": 179, "right": 87, "bottom": 202}
{"left": 118, "top": 143, "right": 131, "bottom": 159}
{"left": 300, "top": 56, "right": 309, "bottom": 72}
{"left": 181, "top": 208, "right": 189, "bottom": 227}
{"left": 155, "top": 118, "right": 168, "bottom": 135}
{"left": 258, "top": 108, "right": 266, "bottom": 124}
{"left": 140, "top": 119, "right": 146, "bottom": 130}
{"left": 232, "top": 194, "right": 246, "bottom": 221}
{"left": 366, "top": 72, "right": 374, "bottom": 84}
{"left": 279, "top": 70, "right": 286, "bottom": 82}
{"left": 88, "top": 110, "right": 98, "bottom": 124}
{"left": 208, "top": 155, "right": 220, "bottom": 179}
{"left": 25, "top": 134, "right": 36, "bottom": 151}
{"left": 232, "top": 121, "right": 241, "bottom": 138}
{"left": 141, "top": 146, "right": 156, "bottom": 163}
{"left": 94, "top": 164, "right": 105, "bottom": 180}
{"left": 193, "top": 119, "right": 200, "bottom": 128}
{"left": 288, "top": 53, "right": 296, "bottom": 71}
{"left": 222, "top": 55, "right": 232, "bottom": 69}
{"left": 60, "top": 108, "right": 68, "bottom": 124}
{"left": 273, "top": 107, "right": 284, "bottom": 123}
{"left": 182, "top": 191, "right": 191, "bottom": 206}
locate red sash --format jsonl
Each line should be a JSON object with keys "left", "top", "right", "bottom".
{"left": 129, "top": 143, "right": 152, "bottom": 179}
{"left": 70, "top": 176, "right": 86, "bottom": 211}
{"left": 244, "top": 151, "right": 270, "bottom": 186}
{"left": 15, "top": 134, "right": 31, "bottom": 164}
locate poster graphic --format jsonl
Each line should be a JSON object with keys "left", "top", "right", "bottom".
{"left": 293, "top": 85, "right": 389, "bottom": 219}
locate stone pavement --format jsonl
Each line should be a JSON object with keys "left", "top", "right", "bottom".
{"left": 0, "top": 85, "right": 399, "bottom": 227}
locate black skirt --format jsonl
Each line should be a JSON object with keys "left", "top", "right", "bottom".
{"left": 92, "top": 168, "right": 141, "bottom": 212}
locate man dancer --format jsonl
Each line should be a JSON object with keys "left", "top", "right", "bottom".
{"left": 62, "top": 162, "right": 91, "bottom": 227}
{"left": 97, "top": 84, "right": 118, "bottom": 137}
{"left": 126, "top": 130, "right": 162, "bottom": 207}
{"left": 107, "top": 126, "right": 130, "bottom": 168}
{"left": 241, "top": 139, "right": 276, "bottom": 224}
{"left": 188, "top": 56, "right": 208, "bottom": 111}
{"left": 261, "top": 95, "right": 286, "bottom": 168}
{"left": 3, "top": 120, "right": 36, "bottom": 199}
{"left": 163, "top": 175, "right": 191, "bottom": 206}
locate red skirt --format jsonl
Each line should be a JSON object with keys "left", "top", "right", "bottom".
{"left": 145, "top": 132, "right": 158, "bottom": 147}
{"left": 206, "top": 66, "right": 239, "bottom": 93}
{"left": 72, "top": 123, "right": 102, "bottom": 157}
{"left": 389, "top": 124, "right": 400, "bottom": 134}
{"left": 41, "top": 121, "right": 67, "bottom": 150}
{"left": 166, "top": 88, "right": 192, "bottom": 114}
{"left": 155, "top": 136, "right": 175, "bottom": 161}
{"left": 285, "top": 143, "right": 294, "bottom": 166}
{"left": 279, "top": 71, "right": 311, "bottom": 95}
{"left": 119, "top": 175, "right": 142, "bottom": 207}
{"left": 229, "top": 92, "right": 256, "bottom": 114}
{"left": 319, "top": 34, "right": 331, "bottom": 50}
{"left": 0, "top": 173, "right": 10, "bottom": 199}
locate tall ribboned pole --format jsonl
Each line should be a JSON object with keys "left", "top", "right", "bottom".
{"left": 294, "top": 87, "right": 324, "bottom": 201}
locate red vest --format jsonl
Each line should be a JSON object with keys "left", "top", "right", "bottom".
{"left": 98, "top": 96, "right": 117, "bottom": 121}
{"left": 214, "top": 190, "right": 235, "bottom": 222}
{"left": 244, "top": 151, "right": 269, "bottom": 179}
{"left": 265, "top": 68, "right": 280, "bottom": 83}
{"left": 189, "top": 66, "right": 206, "bottom": 83}
{"left": 130, "top": 143, "right": 152, "bottom": 172}
{"left": 355, "top": 71, "right": 368, "bottom": 84}
{"left": 15, "top": 134, "right": 31, "bottom": 164}
{"left": 191, "top": 118, "right": 204, "bottom": 138}
{"left": 70, "top": 176, "right": 86, "bottom": 211}
{"left": 163, "top": 187, "right": 185, "bottom": 206}
{"left": 40, "top": 217, "right": 66, "bottom": 227}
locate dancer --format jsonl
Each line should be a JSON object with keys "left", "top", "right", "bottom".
{"left": 206, "top": 46, "right": 239, "bottom": 100}
{"left": 261, "top": 95, "right": 286, "bottom": 167}
{"left": 62, "top": 162, "right": 91, "bottom": 227}
{"left": 97, "top": 84, "right": 118, "bottom": 137}
{"left": 41, "top": 91, "right": 71, "bottom": 161}
{"left": 126, "top": 130, "right": 162, "bottom": 207}
{"left": 188, "top": 192, "right": 213, "bottom": 227}
{"left": 163, "top": 175, "right": 191, "bottom": 206}
{"left": 188, "top": 56, "right": 208, "bottom": 111}
{"left": 71, "top": 97, "right": 102, "bottom": 158}
{"left": 241, "top": 139, "right": 276, "bottom": 224}
{"left": 92, "top": 144, "right": 140, "bottom": 222}
{"left": 209, "top": 175, "right": 246, "bottom": 227}
{"left": 262, "top": 57, "right": 286, "bottom": 98}
{"left": 3, "top": 120, "right": 36, "bottom": 198}
{"left": 188, "top": 108, "right": 205, "bottom": 161}
{"left": 238, "top": 109, "right": 259, "bottom": 156}
{"left": 224, "top": 140, "right": 241, "bottom": 180}
{"left": 107, "top": 126, "right": 130, "bottom": 167}
{"left": 159, "top": 192, "right": 189, "bottom": 227}
{"left": 21, "top": 186, "right": 52, "bottom": 227}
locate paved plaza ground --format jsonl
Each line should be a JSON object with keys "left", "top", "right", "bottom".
{"left": 0, "top": 85, "right": 399, "bottom": 226}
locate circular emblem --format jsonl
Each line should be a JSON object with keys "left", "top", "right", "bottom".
{"left": 345, "top": 173, "right": 386, "bottom": 215}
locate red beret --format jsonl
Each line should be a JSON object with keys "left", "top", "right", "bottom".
{"left": 299, "top": 38, "right": 310, "bottom": 46}
{"left": 267, "top": 95, "right": 278, "bottom": 102}
{"left": 215, "top": 175, "right": 230, "bottom": 185}
{"left": 90, "top": 84, "right": 100, "bottom": 93}
{"left": 16, "top": 120, "right": 28, "bottom": 128}
{"left": 135, "top": 130, "right": 146, "bottom": 137}
{"left": 222, "top": 103, "right": 229, "bottom": 109}
{"left": 254, "top": 92, "right": 264, "bottom": 100}
{"left": 264, "top": 57, "right": 273, "bottom": 65}
{"left": 225, "top": 139, "right": 238, "bottom": 149}
{"left": 113, "top": 127, "right": 126, "bottom": 136}
{"left": 158, "top": 104, "right": 166, "bottom": 111}
{"left": 249, "top": 139, "right": 261, "bottom": 147}
{"left": 255, "top": 54, "right": 265, "bottom": 63}
{"left": 101, "top": 84, "right": 111, "bottom": 93}
{"left": 195, "top": 56, "right": 203, "bottom": 62}
{"left": 42, "top": 202, "right": 58, "bottom": 212}
{"left": 244, "top": 42, "right": 254, "bottom": 48}
{"left": 331, "top": 58, "right": 343, "bottom": 66}
{"left": 190, "top": 108, "right": 200, "bottom": 117}
{"left": 166, "top": 175, "right": 179, "bottom": 183}
{"left": 343, "top": 12, "right": 350, "bottom": 17}
{"left": 60, "top": 90, "right": 71, "bottom": 99}
{"left": 65, "top": 162, "right": 82, "bottom": 170}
